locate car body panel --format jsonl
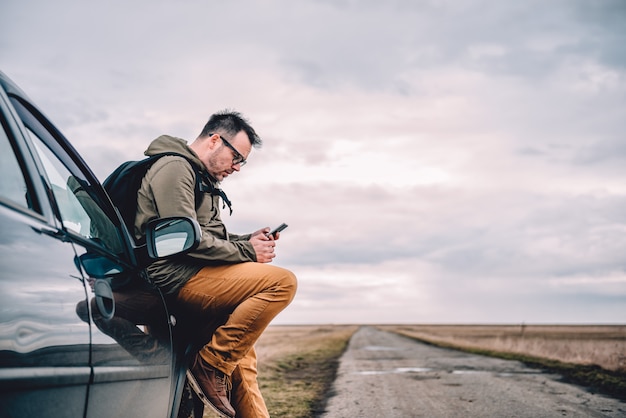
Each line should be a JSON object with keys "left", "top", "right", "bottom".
{"left": 0, "top": 70, "right": 191, "bottom": 418}
{"left": 0, "top": 204, "right": 91, "bottom": 418}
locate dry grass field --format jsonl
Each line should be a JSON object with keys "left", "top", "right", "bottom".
{"left": 377, "top": 324, "right": 626, "bottom": 372}
{"left": 201, "top": 324, "right": 625, "bottom": 417}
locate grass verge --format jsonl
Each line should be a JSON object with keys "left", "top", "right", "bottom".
{"left": 257, "top": 326, "right": 357, "bottom": 418}
{"left": 392, "top": 332, "right": 626, "bottom": 402}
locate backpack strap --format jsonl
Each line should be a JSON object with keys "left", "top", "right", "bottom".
{"left": 196, "top": 170, "right": 233, "bottom": 215}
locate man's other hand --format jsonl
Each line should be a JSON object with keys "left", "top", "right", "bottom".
{"left": 250, "top": 232, "right": 276, "bottom": 263}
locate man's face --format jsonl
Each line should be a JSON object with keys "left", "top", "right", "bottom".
{"left": 205, "top": 131, "right": 252, "bottom": 182}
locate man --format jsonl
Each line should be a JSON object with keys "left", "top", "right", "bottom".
{"left": 135, "top": 110, "right": 297, "bottom": 418}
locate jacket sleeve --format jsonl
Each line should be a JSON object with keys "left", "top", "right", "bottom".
{"left": 148, "top": 157, "right": 257, "bottom": 263}
{"left": 229, "top": 232, "right": 252, "bottom": 241}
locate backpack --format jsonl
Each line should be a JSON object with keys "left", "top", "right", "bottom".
{"left": 103, "top": 152, "right": 207, "bottom": 240}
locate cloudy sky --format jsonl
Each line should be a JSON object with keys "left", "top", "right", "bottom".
{"left": 2, "top": 0, "right": 625, "bottom": 324}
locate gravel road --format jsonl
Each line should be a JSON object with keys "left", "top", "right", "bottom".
{"left": 319, "top": 326, "right": 625, "bottom": 417}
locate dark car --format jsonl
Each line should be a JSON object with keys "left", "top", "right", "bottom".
{"left": 0, "top": 71, "right": 204, "bottom": 418}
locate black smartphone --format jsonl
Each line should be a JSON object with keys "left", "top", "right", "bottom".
{"left": 267, "top": 223, "right": 288, "bottom": 238}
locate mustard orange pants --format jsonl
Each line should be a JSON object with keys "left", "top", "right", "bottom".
{"left": 176, "top": 262, "right": 297, "bottom": 417}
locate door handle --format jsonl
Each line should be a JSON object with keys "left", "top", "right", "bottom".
{"left": 94, "top": 279, "right": 115, "bottom": 320}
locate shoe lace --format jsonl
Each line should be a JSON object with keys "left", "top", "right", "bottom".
{"left": 216, "top": 371, "right": 233, "bottom": 398}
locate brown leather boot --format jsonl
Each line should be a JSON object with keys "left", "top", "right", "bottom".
{"left": 186, "top": 355, "right": 235, "bottom": 418}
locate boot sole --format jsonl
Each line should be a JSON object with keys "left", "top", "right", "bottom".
{"left": 185, "top": 369, "right": 234, "bottom": 418}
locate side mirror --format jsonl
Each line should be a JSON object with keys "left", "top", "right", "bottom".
{"left": 145, "top": 216, "right": 201, "bottom": 259}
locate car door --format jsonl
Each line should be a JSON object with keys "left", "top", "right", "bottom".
{"left": 0, "top": 79, "right": 91, "bottom": 417}
{"left": 4, "top": 81, "right": 177, "bottom": 417}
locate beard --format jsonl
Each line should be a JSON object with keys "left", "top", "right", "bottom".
{"left": 205, "top": 147, "right": 229, "bottom": 183}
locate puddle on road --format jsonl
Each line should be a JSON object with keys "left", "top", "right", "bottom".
{"left": 355, "top": 346, "right": 547, "bottom": 377}
{"left": 453, "top": 369, "right": 544, "bottom": 377}
{"left": 354, "top": 368, "right": 543, "bottom": 377}
{"left": 397, "top": 367, "right": 433, "bottom": 373}
{"left": 354, "top": 367, "right": 432, "bottom": 375}
{"left": 452, "top": 370, "right": 491, "bottom": 375}
{"left": 362, "top": 345, "right": 404, "bottom": 351}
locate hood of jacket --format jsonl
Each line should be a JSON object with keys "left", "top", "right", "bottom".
{"left": 145, "top": 134, "right": 203, "bottom": 168}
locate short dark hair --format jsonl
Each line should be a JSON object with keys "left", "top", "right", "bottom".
{"left": 199, "top": 110, "right": 262, "bottom": 148}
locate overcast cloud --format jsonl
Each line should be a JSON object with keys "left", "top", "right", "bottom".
{"left": 2, "top": 0, "right": 625, "bottom": 324}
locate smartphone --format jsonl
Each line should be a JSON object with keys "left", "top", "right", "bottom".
{"left": 267, "top": 223, "right": 288, "bottom": 238}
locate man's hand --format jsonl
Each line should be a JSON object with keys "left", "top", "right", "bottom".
{"left": 250, "top": 231, "right": 276, "bottom": 263}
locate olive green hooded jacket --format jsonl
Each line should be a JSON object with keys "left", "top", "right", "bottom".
{"left": 135, "top": 135, "right": 256, "bottom": 294}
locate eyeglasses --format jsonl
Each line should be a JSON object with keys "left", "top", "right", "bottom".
{"left": 211, "top": 133, "right": 247, "bottom": 166}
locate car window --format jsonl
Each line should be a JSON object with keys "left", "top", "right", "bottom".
{"left": 27, "top": 130, "right": 125, "bottom": 254}
{"left": 0, "top": 122, "right": 30, "bottom": 208}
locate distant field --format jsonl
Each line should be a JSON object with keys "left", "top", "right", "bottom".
{"left": 377, "top": 324, "right": 626, "bottom": 371}
{"left": 201, "top": 324, "right": 625, "bottom": 417}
